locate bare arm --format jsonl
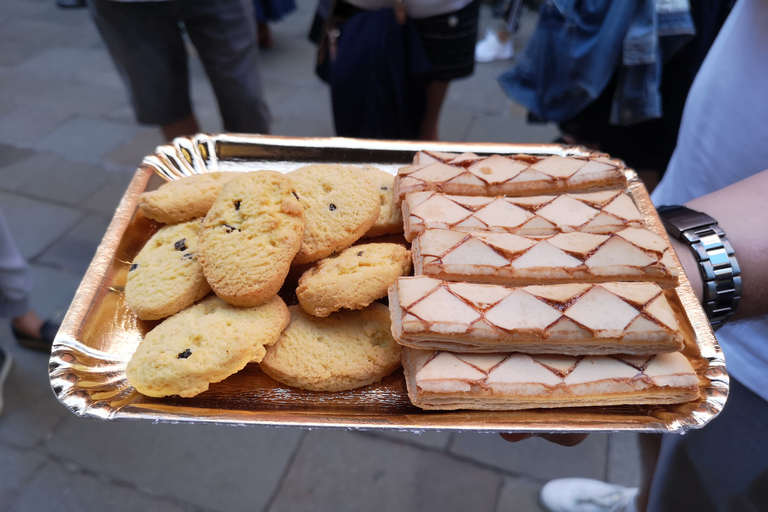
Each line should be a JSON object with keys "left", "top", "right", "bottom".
{"left": 668, "top": 168, "right": 768, "bottom": 320}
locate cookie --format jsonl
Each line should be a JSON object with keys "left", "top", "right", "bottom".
{"left": 259, "top": 304, "right": 402, "bottom": 392}
{"left": 138, "top": 172, "right": 239, "bottom": 224}
{"left": 126, "top": 295, "right": 290, "bottom": 398}
{"left": 124, "top": 219, "right": 211, "bottom": 320}
{"left": 360, "top": 166, "right": 403, "bottom": 238}
{"left": 296, "top": 243, "right": 411, "bottom": 317}
{"left": 288, "top": 164, "right": 380, "bottom": 264}
{"left": 199, "top": 171, "right": 305, "bottom": 307}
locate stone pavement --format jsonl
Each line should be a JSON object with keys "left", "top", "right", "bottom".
{"left": 0, "top": 1, "right": 641, "bottom": 511}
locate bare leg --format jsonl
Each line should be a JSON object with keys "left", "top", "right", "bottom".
{"left": 636, "top": 433, "right": 662, "bottom": 512}
{"left": 420, "top": 81, "right": 450, "bottom": 141}
{"left": 11, "top": 310, "right": 44, "bottom": 339}
{"left": 161, "top": 113, "right": 201, "bottom": 142}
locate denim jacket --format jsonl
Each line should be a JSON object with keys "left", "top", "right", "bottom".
{"left": 498, "top": 0, "right": 694, "bottom": 125}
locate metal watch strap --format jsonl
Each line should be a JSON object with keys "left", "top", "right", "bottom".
{"left": 656, "top": 205, "right": 742, "bottom": 330}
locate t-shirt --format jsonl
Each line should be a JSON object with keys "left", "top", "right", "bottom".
{"left": 652, "top": 0, "right": 768, "bottom": 402}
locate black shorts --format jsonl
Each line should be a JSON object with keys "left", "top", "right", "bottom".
{"left": 413, "top": 0, "right": 480, "bottom": 82}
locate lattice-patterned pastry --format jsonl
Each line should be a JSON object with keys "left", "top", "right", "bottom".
{"left": 402, "top": 348, "right": 700, "bottom": 410}
{"left": 402, "top": 189, "right": 644, "bottom": 241}
{"left": 394, "top": 152, "right": 627, "bottom": 204}
{"left": 388, "top": 276, "right": 684, "bottom": 355}
{"left": 412, "top": 228, "right": 679, "bottom": 287}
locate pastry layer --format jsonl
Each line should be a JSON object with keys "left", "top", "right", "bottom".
{"left": 389, "top": 276, "right": 684, "bottom": 355}
{"left": 402, "top": 189, "right": 644, "bottom": 241}
{"left": 394, "top": 152, "right": 627, "bottom": 204}
{"left": 412, "top": 228, "right": 679, "bottom": 287}
{"left": 402, "top": 348, "right": 700, "bottom": 410}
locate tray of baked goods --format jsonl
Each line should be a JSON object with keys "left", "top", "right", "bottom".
{"left": 49, "top": 134, "right": 727, "bottom": 433}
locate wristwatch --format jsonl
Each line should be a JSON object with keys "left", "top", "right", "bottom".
{"left": 656, "top": 205, "right": 741, "bottom": 330}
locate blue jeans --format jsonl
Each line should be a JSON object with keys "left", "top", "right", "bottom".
{"left": 647, "top": 377, "right": 768, "bottom": 511}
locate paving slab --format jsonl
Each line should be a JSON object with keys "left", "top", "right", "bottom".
{"left": 363, "top": 429, "right": 452, "bottom": 450}
{"left": 0, "top": 105, "right": 74, "bottom": 150}
{"left": 0, "top": 444, "right": 48, "bottom": 510}
{"left": 7, "top": 461, "right": 192, "bottom": 512}
{"left": 0, "top": 329, "right": 70, "bottom": 450}
{"left": 10, "top": 75, "right": 128, "bottom": 120}
{"left": 0, "top": 192, "right": 83, "bottom": 261}
{"left": 78, "top": 170, "right": 137, "bottom": 217}
{"left": 0, "top": 145, "right": 36, "bottom": 170}
{"left": 466, "top": 115, "right": 560, "bottom": 144}
{"left": 268, "top": 429, "right": 502, "bottom": 512}
{"left": 495, "top": 477, "right": 547, "bottom": 512}
{"left": 607, "top": 433, "right": 642, "bottom": 488}
{"left": 28, "top": 260, "right": 93, "bottom": 322}
{"left": 0, "top": 153, "right": 112, "bottom": 206}
{"left": 449, "top": 432, "right": 609, "bottom": 481}
{"left": 104, "top": 129, "right": 166, "bottom": 170}
{"left": 46, "top": 419, "right": 305, "bottom": 512}
{"left": 38, "top": 214, "right": 112, "bottom": 275}
{"left": 33, "top": 118, "right": 142, "bottom": 164}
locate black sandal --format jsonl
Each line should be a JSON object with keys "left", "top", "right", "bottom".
{"left": 12, "top": 320, "right": 60, "bottom": 353}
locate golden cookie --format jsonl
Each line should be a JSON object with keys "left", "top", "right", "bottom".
{"left": 259, "top": 304, "right": 402, "bottom": 392}
{"left": 199, "top": 171, "right": 305, "bottom": 307}
{"left": 288, "top": 164, "right": 380, "bottom": 264}
{"left": 124, "top": 219, "right": 211, "bottom": 321}
{"left": 126, "top": 295, "right": 290, "bottom": 398}
{"left": 138, "top": 172, "right": 239, "bottom": 224}
{"left": 360, "top": 166, "right": 403, "bottom": 238}
{"left": 297, "top": 243, "right": 411, "bottom": 317}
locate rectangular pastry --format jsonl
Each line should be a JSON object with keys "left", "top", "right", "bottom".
{"left": 394, "top": 152, "right": 627, "bottom": 204}
{"left": 388, "top": 276, "right": 685, "bottom": 355}
{"left": 402, "top": 189, "right": 645, "bottom": 241}
{"left": 412, "top": 228, "right": 679, "bottom": 287}
{"left": 402, "top": 348, "right": 700, "bottom": 410}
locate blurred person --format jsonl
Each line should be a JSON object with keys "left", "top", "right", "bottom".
{"left": 88, "top": 0, "right": 272, "bottom": 142}
{"left": 520, "top": 1, "right": 768, "bottom": 510}
{"left": 313, "top": 0, "right": 480, "bottom": 141}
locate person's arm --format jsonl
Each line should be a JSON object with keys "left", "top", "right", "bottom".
{"left": 668, "top": 168, "right": 768, "bottom": 321}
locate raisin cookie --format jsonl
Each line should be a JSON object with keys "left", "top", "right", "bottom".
{"left": 360, "top": 166, "right": 403, "bottom": 238}
{"left": 259, "top": 304, "right": 402, "bottom": 392}
{"left": 288, "top": 164, "right": 380, "bottom": 264}
{"left": 124, "top": 219, "right": 211, "bottom": 321}
{"left": 126, "top": 295, "right": 290, "bottom": 398}
{"left": 138, "top": 172, "right": 239, "bottom": 224}
{"left": 199, "top": 171, "right": 305, "bottom": 307}
{"left": 297, "top": 243, "right": 411, "bottom": 317}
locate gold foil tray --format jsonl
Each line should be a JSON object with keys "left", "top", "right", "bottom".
{"left": 49, "top": 134, "right": 728, "bottom": 433}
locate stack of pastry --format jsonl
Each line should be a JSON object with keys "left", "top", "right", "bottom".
{"left": 389, "top": 150, "right": 700, "bottom": 411}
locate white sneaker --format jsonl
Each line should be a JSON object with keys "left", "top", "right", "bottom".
{"left": 540, "top": 478, "right": 639, "bottom": 512}
{"left": 475, "top": 29, "right": 514, "bottom": 63}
